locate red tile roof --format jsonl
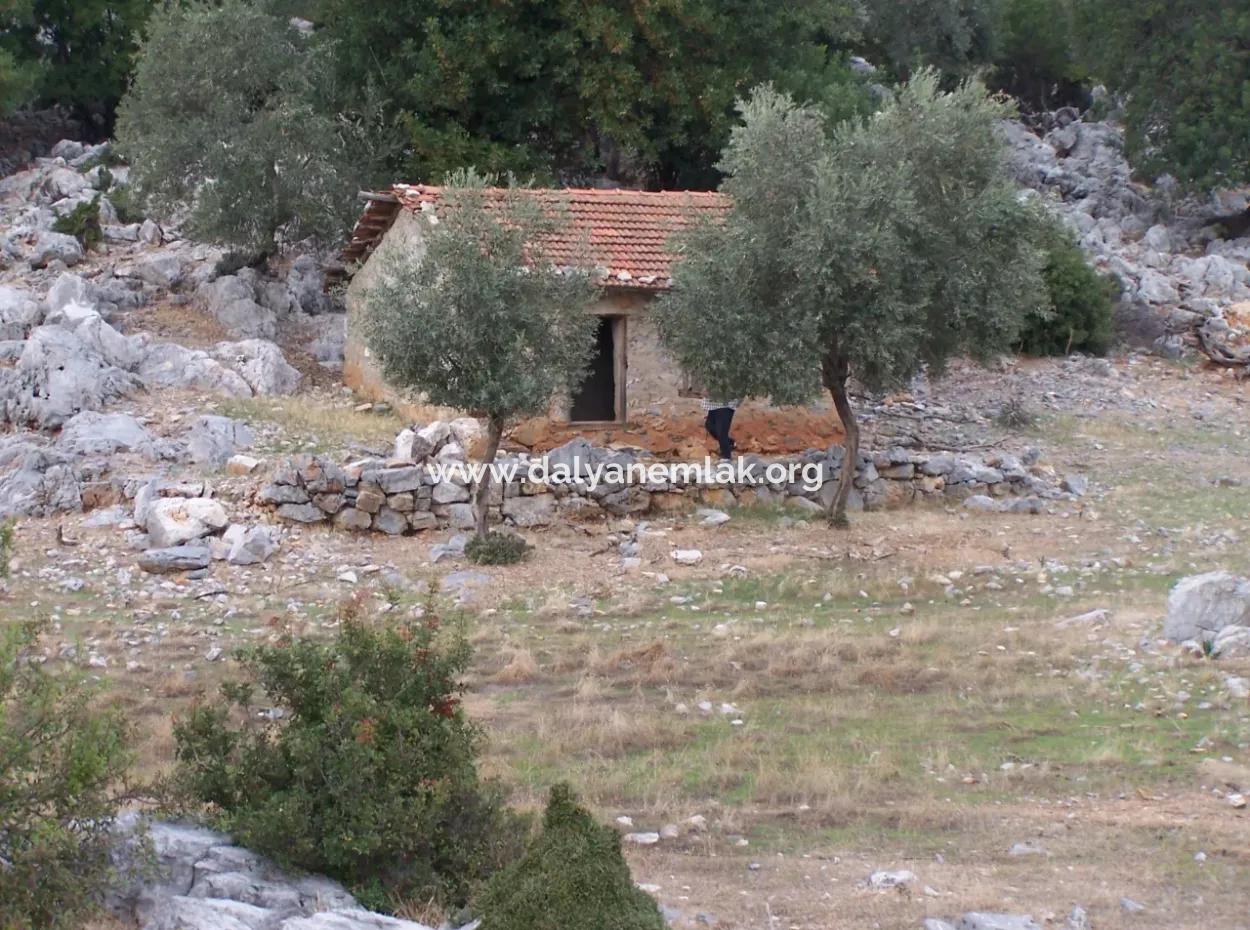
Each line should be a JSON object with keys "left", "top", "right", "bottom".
{"left": 342, "top": 185, "right": 729, "bottom": 290}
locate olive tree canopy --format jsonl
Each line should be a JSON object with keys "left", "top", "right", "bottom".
{"left": 360, "top": 172, "right": 600, "bottom": 538}
{"left": 657, "top": 74, "right": 1047, "bottom": 525}
{"left": 115, "top": 0, "right": 376, "bottom": 255}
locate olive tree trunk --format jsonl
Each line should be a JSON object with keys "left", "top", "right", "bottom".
{"left": 472, "top": 414, "right": 506, "bottom": 540}
{"left": 822, "top": 350, "right": 858, "bottom": 529}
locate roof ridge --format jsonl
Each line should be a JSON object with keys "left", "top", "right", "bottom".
{"left": 392, "top": 183, "right": 727, "bottom": 201}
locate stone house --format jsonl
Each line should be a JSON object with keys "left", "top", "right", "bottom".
{"left": 341, "top": 184, "right": 835, "bottom": 455}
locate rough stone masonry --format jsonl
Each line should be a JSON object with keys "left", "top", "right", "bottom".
{"left": 260, "top": 427, "right": 1085, "bottom": 536}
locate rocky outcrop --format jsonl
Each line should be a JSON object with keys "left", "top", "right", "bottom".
{"left": 0, "top": 322, "right": 143, "bottom": 429}
{"left": 0, "top": 139, "right": 315, "bottom": 431}
{"left": 1164, "top": 572, "right": 1250, "bottom": 655}
{"left": 999, "top": 112, "right": 1250, "bottom": 347}
{"left": 109, "top": 817, "right": 445, "bottom": 930}
{"left": 0, "top": 437, "right": 82, "bottom": 516}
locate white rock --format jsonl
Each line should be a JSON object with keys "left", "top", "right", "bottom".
{"left": 1163, "top": 572, "right": 1250, "bottom": 644}
{"left": 671, "top": 548, "right": 703, "bottom": 565}
{"left": 227, "top": 454, "right": 261, "bottom": 475}
{"left": 146, "top": 497, "right": 229, "bottom": 548}
{"left": 622, "top": 832, "right": 661, "bottom": 846}
{"left": 867, "top": 869, "right": 915, "bottom": 889}
{"left": 30, "top": 231, "right": 84, "bottom": 268}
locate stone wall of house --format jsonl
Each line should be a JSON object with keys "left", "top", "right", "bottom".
{"left": 259, "top": 432, "right": 1085, "bottom": 535}
{"left": 343, "top": 210, "right": 466, "bottom": 424}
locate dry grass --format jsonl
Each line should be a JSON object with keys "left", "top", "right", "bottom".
{"left": 492, "top": 647, "right": 541, "bottom": 684}
{"left": 217, "top": 394, "right": 405, "bottom": 452}
{"left": 8, "top": 360, "right": 1250, "bottom": 929}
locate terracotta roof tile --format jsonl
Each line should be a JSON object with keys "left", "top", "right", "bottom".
{"left": 342, "top": 184, "right": 729, "bottom": 290}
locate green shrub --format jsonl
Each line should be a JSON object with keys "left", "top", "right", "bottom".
{"left": 107, "top": 185, "right": 146, "bottom": 225}
{"left": 172, "top": 611, "right": 525, "bottom": 912}
{"left": 992, "top": 0, "right": 1087, "bottom": 110}
{"left": 0, "top": 518, "right": 14, "bottom": 578}
{"left": 1017, "top": 221, "right": 1120, "bottom": 356}
{"left": 476, "top": 783, "right": 666, "bottom": 930}
{"left": 465, "top": 532, "right": 531, "bottom": 566}
{"left": 52, "top": 196, "right": 103, "bottom": 250}
{"left": 1, "top": 621, "right": 133, "bottom": 930}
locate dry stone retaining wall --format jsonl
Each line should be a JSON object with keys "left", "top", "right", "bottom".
{"left": 261, "top": 434, "right": 1083, "bottom": 535}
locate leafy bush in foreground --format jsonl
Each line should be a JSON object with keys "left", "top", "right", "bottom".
{"left": 172, "top": 612, "right": 524, "bottom": 912}
{"left": 0, "top": 621, "right": 132, "bottom": 930}
{"left": 476, "top": 783, "right": 666, "bottom": 930}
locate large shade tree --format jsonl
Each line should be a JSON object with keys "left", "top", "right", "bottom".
{"left": 360, "top": 172, "right": 600, "bottom": 539}
{"left": 115, "top": 0, "right": 379, "bottom": 256}
{"left": 657, "top": 75, "right": 1046, "bottom": 526}
{"left": 0, "top": 0, "right": 155, "bottom": 130}
{"left": 313, "top": 0, "right": 866, "bottom": 188}
{"left": 1075, "top": 0, "right": 1250, "bottom": 192}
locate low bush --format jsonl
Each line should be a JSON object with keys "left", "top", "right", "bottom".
{"left": 0, "top": 518, "right": 14, "bottom": 577}
{"left": 476, "top": 783, "right": 666, "bottom": 930}
{"left": 171, "top": 610, "right": 526, "bottom": 912}
{"left": 107, "top": 185, "right": 146, "bottom": 225}
{"left": 466, "top": 531, "right": 530, "bottom": 566}
{"left": 52, "top": 196, "right": 103, "bottom": 250}
{"left": 1, "top": 621, "right": 133, "bottom": 930}
{"left": 995, "top": 394, "right": 1038, "bottom": 430}
{"left": 1017, "top": 220, "right": 1120, "bottom": 357}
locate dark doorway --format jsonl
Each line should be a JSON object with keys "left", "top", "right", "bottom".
{"left": 571, "top": 316, "right": 619, "bottom": 421}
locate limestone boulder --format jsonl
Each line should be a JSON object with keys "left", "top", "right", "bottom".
{"left": 30, "top": 230, "right": 84, "bottom": 268}
{"left": 137, "top": 546, "right": 212, "bottom": 574}
{"left": 0, "top": 284, "right": 41, "bottom": 339}
{"left": 185, "top": 415, "right": 255, "bottom": 468}
{"left": 210, "top": 340, "right": 301, "bottom": 395}
{"left": 59, "top": 411, "right": 165, "bottom": 459}
{"left": 0, "top": 440, "right": 81, "bottom": 517}
{"left": 199, "top": 275, "right": 277, "bottom": 340}
{"left": 1164, "top": 572, "right": 1250, "bottom": 644}
{"left": 0, "top": 325, "right": 142, "bottom": 429}
{"left": 146, "top": 497, "right": 229, "bottom": 548}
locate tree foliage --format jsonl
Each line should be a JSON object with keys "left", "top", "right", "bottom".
{"left": 314, "top": 0, "right": 867, "bottom": 187}
{"left": 1017, "top": 216, "right": 1120, "bottom": 356}
{"left": 115, "top": 0, "right": 379, "bottom": 255}
{"left": 860, "top": 0, "right": 1002, "bottom": 81}
{"left": 1075, "top": 0, "right": 1250, "bottom": 189}
{"left": 658, "top": 76, "right": 1046, "bottom": 525}
{"left": 1, "top": 621, "right": 133, "bottom": 930}
{"left": 993, "top": 0, "right": 1086, "bottom": 110}
{"left": 360, "top": 171, "right": 600, "bottom": 538}
{"left": 172, "top": 608, "right": 525, "bottom": 912}
{"left": 476, "top": 783, "right": 666, "bottom": 930}
{"left": 0, "top": 0, "right": 155, "bottom": 129}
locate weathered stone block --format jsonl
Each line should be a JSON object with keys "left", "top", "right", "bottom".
{"left": 355, "top": 487, "right": 385, "bottom": 514}
{"left": 333, "top": 508, "right": 372, "bottom": 531}
{"left": 376, "top": 465, "right": 424, "bottom": 493}
{"left": 388, "top": 492, "right": 415, "bottom": 512}
{"left": 312, "top": 493, "right": 344, "bottom": 514}
{"left": 277, "top": 502, "right": 326, "bottom": 523}
{"left": 372, "top": 508, "right": 407, "bottom": 535}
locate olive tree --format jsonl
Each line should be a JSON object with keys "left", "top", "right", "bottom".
{"left": 115, "top": 0, "right": 377, "bottom": 256}
{"left": 657, "top": 74, "right": 1046, "bottom": 526}
{"left": 360, "top": 173, "right": 600, "bottom": 539}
